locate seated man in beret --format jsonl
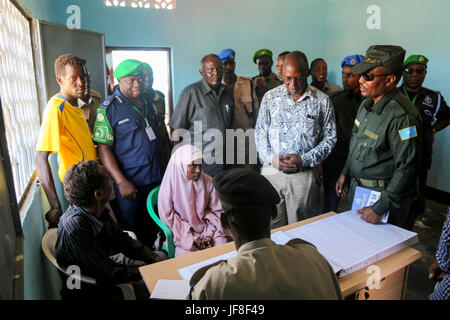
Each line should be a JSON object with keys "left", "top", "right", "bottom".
{"left": 55, "top": 160, "right": 167, "bottom": 299}
{"left": 188, "top": 168, "right": 343, "bottom": 300}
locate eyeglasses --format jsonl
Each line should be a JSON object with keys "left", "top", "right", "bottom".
{"left": 283, "top": 76, "right": 306, "bottom": 83}
{"left": 361, "top": 72, "right": 389, "bottom": 81}
{"left": 404, "top": 68, "right": 426, "bottom": 75}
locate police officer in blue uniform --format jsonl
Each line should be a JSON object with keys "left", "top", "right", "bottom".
{"left": 93, "top": 59, "right": 162, "bottom": 247}
{"left": 399, "top": 55, "right": 450, "bottom": 230}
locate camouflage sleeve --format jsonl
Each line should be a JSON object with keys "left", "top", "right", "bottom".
{"left": 93, "top": 108, "right": 114, "bottom": 146}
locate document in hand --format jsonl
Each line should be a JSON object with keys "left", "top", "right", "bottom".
{"left": 352, "top": 186, "right": 389, "bottom": 223}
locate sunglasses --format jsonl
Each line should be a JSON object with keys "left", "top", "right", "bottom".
{"left": 361, "top": 72, "right": 389, "bottom": 81}
{"left": 404, "top": 68, "right": 426, "bottom": 75}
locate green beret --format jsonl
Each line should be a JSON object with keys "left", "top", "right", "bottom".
{"left": 253, "top": 48, "right": 273, "bottom": 64}
{"left": 113, "top": 59, "right": 144, "bottom": 79}
{"left": 352, "top": 45, "right": 406, "bottom": 74}
{"left": 404, "top": 54, "right": 428, "bottom": 66}
{"left": 213, "top": 168, "right": 280, "bottom": 207}
{"left": 141, "top": 62, "right": 153, "bottom": 75}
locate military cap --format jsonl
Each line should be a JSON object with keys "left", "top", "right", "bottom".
{"left": 253, "top": 48, "right": 273, "bottom": 64}
{"left": 341, "top": 54, "right": 364, "bottom": 68}
{"left": 352, "top": 45, "right": 406, "bottom": 74}
{"left": 404, "top": 54, "right": 428, "bottom": 66}
{"left": 213, "top": 168, "right": 280, "bottom": 207}
{"left": 217, "top": 49, "right": 236, "bottom": 63}
{"left": 141, "top": 62, "right": 153, "bottom": 75}
{"left": 113, "top": 59, "right": 144, "bottom": 79}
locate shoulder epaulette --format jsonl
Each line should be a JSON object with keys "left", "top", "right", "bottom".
{"left": 99, "top": 94, "right": 120, "bottom": 109}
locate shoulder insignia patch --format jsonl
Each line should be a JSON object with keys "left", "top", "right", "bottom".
{"left": 355, "top": 118, "right": 360, "bottom": 127}
{"left": 398, "top": 126, "right": 418, "bottom": 140}
{"left": 96, "top": 113, "right": 104, "bottom": 122}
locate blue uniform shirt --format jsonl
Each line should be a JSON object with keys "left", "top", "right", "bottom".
{"left": 93, "top": 88, "right": 162, "bottom": 187}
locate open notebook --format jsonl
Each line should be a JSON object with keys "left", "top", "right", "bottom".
{"left": 177, "top": 211, "right": 418, "bottom": 280}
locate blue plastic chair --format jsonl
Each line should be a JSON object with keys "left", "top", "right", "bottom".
{"left": 146, "top": 185, "right": 175, "bottom": 258}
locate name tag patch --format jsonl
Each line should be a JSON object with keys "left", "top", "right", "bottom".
{"left": 398, "top": 126, "right": 418, "bottom": 140}
{"left": 118, "top": 118, "right": 130, "bottom": 125}
{"left": 364, "top": 130, "right": 378, "bottom": 140}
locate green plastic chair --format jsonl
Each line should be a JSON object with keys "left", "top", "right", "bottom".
{"left": 146, "top": 185, "right": 175, "bottom": 258}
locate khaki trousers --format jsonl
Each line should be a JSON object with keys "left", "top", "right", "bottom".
{"left": 261, "top": 164, "right": 320, "bottom": 228}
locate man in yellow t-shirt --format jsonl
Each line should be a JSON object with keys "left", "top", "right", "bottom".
{"left": 35, "top": 54, "right": 97, "bottom": 228}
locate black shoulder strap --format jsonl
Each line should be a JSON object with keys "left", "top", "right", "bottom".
{"left": 247, "top": 78, "right": 255, "bottom": 127}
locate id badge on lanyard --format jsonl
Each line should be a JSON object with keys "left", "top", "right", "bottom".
{"left": 145, "top": 119, "right": 157, "bottom": 141}
{"left": 131, "top": 100, "right": 157, "bottom": 142}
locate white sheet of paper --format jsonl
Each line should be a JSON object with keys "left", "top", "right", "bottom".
{"left": 178, "top": 250, "right": 237, "bottom": 281}
{"left": 285, "top": 210, "right": 418, "bottom": 276}
{"left": 150, "top": 279, "right": 190, "bottom": 300}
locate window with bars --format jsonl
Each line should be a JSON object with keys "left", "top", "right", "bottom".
{"left": 104, "top": 0, "right": 176, "bottom": 10}
{"left": 0, "top": 0, "right": 41, "bottom": 203}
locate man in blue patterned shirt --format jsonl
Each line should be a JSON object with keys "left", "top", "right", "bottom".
{"left": 255, "top": 51, "right": 336, "bottom": 227}
{"left": 428, "top": 206, "right": 450, "bottom": 300}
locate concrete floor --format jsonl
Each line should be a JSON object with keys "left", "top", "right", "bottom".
{"left": 333, "top": 193, "right": 448, "bottom": 300}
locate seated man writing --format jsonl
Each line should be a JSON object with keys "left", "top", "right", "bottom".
{"left": 55, "top": 160, "right": 167, "bottom": 299}
{"left": 189, "top": 168, "right": 343, "bottom": 300}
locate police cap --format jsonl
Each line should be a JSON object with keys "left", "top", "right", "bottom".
{"left": 217, "top": 49, "right": 236, "bottom": 63}
{"left": 113, "top": 59, "right": 144, "bottom": 79}
{"left": 341, "top": 54, "right": 364, "bottom": 68}
{"left": 352, "top": 45, "right": 406, "bottom": 74}
{"left": 253, "top": 48, "right": 273, "bottom": 64}
{"left": 404, "top": 54, "right": 428, "bottom": 67}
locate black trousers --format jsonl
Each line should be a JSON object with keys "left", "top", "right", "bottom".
{"left": 322, "top": 176, "right": 340, "bottom": 213}
{"left": 404, "top": 168, "right": 428, "bottom": 231}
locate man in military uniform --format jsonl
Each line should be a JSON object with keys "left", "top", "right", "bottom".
{"left": 217, "top": 49, "right": 259, "bottom": 170}
{"left": 310, "top": 58, "right": 342, "bottom": 96}
{"left": 399, "top": 55, "right": 450, "bottom": 230}
{"left": 217, "top": 48, "right": 239, "bottom": 94}
{"left": 142, "top": 62, "right": 172, "bottom": 173}
{"left": 336, "top": 45, "right": 421, "bottom": 227}
{"left": 252, "top": 48, "right": 282, "bottom": 103}
{"left": 322, "top": 54, "right": 364, "bottom": 213}
{"left": 93, "top": 59, "right": 162, "bottom": 247}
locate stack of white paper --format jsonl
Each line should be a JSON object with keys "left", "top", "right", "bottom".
{"left": 283, "top": 211, "right": 418, "bottom": 277}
